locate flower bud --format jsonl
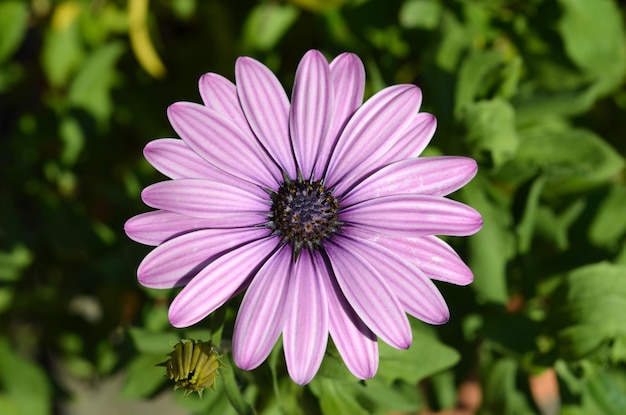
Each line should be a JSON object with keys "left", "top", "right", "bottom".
{"left": 162, "top": 339, "right": 224, "bottom": 397}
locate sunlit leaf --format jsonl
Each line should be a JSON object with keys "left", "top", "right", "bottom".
{"left": 67, "top": 41, "right": 125, "bottom": 122}
{"left": 377, "top": 321, "right": 460, "bottom": 384}
{"left": 0, "top": 1, "right": 29, "bottom": 63}
{"left": 399, "top": 0, "right": 442, "bottom": 30}
{"left": 463, "top": 98, "right": 519, "bottom": 167}
{"left": 242, "top": 3, "right": 299, "bottom": 52}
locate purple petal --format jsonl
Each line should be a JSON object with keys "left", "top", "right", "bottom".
{"left": 325, "top": 85, "right": 422, "bottom": 192}
{"left": 144, "top": 139, "right": 215, "bottom": 180}
{"left": 341, "top": 194, "right": 483, "bottom": 237}
{"left": 143, "top": 139, "right": 267, "bottom": 198}
{"left": 168, "top": 237, "right": 278, "bottom": 327}
{"left": 137, "top": 227, "right": 269, "bottom": 289}
{"left": 338, "top": 237, "right": 449, "bottom": 324}
{"left": 141, "top": 179, "right": 268, "bottom": 220}
{"left": 235, "top": 57, "right": 297, "bottom": 178}
{"left": 342, "top": 156, "right": 478, "bottom": 204}
{"left": 198, "top": 73, "right": 261, "bottom": 148}
{"left": 283, "top": 250, "right": 329, "bottom": 385}
{"left": 381, "top": 112, "right": 437, "bottom": 162}
{"left": 342, "top": 227, "right": 474, "bottom": 286}
{"left": 124, "top": 210, "right": 229, "bottom": 246}
{"left": 324, "top": 240, "right": 412, "bottom": 349}
{"left": 290, "top": 50, "right": 332, "bottom": 179}
{"left": 321, "top": 53, "right": 366, "bottom": 169}
{"left": 233, "top": 246, "right": 291, "bottom": 370}
{"left": 334, "top": 113, "right": 437, "bottom": 196}
{"left": 319, "top": 257, "right": 378, "bottom": 379}
{"left": 168, "top": 102, "right": 281, "bottom": 188}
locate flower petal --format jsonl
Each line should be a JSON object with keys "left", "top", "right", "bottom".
{"left": 324, "top": 240, "right": 412, "bottom": 349}
{"left": 236, "top": 57, "right": 297, "bottom": 178}
{"left": 141, "top": 179, "right": 268, "bottom": 220}
{"left": 143, "top": 139, "right": 267, "bottom": 197}
{"left": 339, "top": 237, "right": 449, "bottom": 324}
{"left": 320, "top": 265, "right": 378, "bottom": 379}
{"left": 144, "top": 139, "right": 215, "bottom": 180}
{"left": 320, "top": 52, "right": 365, "bottom": 171}
{"left": 342, "top": 194, "right": 483, "bottom": 237}
{"left": 342, "top": 156, "right": 478, "bottom": 204}
{"left": 343, "top": 227, "right": 474, "bottom": 286}
{"left": 169, "top": 237, "right": 278, "bottom": 327}
{"left": 137, "top": 227, "right": 269, "bottom": 289}
{"left": 381, "top": 112, "right": 436, "bottom": 162}
{"left": 124, "top": 210, "right": 227, "bottom": 246}
{"left": 290, "top": 50, "right": 332, "bottom": 179}
{"left": 325, "top": 84, "right": 422, "bottom": 192}
{"left": 168, "top": 102, "right": 281, "bottom": 188}
{"left": 283, "top": 250, "right": 329, "bottom": 385}
{"left": 233, "top": 246, "right": 291, "bottom": 370}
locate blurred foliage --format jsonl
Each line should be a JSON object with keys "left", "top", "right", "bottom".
{"left": 1, "top": 0, "right": 626, "bottom": 414}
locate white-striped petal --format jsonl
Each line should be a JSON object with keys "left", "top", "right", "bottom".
{"left": 233, "top": 246, "right": 292, "bottom": 370}
{"left": 169, "top": 238, "right": 278, "bottom": 327}
{"left": 283, "top": 250, "right": 329, "bottom": 384}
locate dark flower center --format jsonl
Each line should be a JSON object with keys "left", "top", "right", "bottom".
{"left": 269, "top": 178, "right": 341, "bottom": 255}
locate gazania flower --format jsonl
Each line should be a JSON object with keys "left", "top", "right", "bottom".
{"left": 125, "top": 50, "right": 482, "bottom": 385}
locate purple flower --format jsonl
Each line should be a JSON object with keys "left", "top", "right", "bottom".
{"left": 125, "top": 50, "right": 482, "bottom": 385}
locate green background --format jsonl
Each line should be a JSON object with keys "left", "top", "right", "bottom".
{"left": 1, "top": 0, "right": 626, "bottom": 414}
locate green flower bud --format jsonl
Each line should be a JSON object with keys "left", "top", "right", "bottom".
{"left": 162, "top": 339, "right": 224, "bottom": 397}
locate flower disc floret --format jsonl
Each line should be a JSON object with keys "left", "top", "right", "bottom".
{"left": 269, "top": 178, "right": 341, "bottom": 253}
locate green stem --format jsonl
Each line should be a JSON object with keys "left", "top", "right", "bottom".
{"left": 222, "top": 355, "right": 256, "bottom": 415}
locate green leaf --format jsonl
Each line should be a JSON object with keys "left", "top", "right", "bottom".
{"left": 556, "top": 325, "right": 605, "bottom": 360}
{"left": 41, "top": 18, "right": 84, "bottom": 87}
{"left": 354, "top": 378, "right": 423, "bottom": 413}
{"left": 557, "top": 0, "right": 626, "bottom": 82}
{"left": 377, "top": 322, "right": 459, "bottom": 384}
{"left": 461, "top": 177, "right": 514, "bottom": 304}
{"left": 120, "top": 353, "right": 168, "bottom": 398}
{"left": 584, "top": 369, "right": 626, "bottom": 415}
{"left": 463, "top": 98, "right": 519, "bottom": 167}
{"left": 589, "top": 185, "right": 626, "bottom": 248}
{"left": 534, "top": 199, "right": 586, "bottom": 251}
{"left": 513, "top": 121, "right": 624, "bottom": 193}
{"left": 128, "top": 327, "right": 179, "bottom": 355}
{"left": 0, "top": 245, "right": 32, "bottom": 282}
{"left": 454, "top": 49, "right": 503, "bottom": 117}
{"left": 482, "top": 358, "right": 536, "bottom": 415}
{"left": 68, "top": 42, "right": 125, "bottom": 122}
{"left": 0, "top": 1, "right": 28, "bottom": 63}
{"left": 242, "top": 3, "right": 299, "bottom": 52}
{"left": 516, "top": 176, "right": 546, "bottom": 254}
{"left": 398, "top": 0, "right": 442, "bottom": 30}
{"left": 309, "top": 378, "right": 369, "bottom": 415}
{"left": 551, "top": 263, "right": 626, "bottom": 358}
{"left": 435, "top": 10, "right": 467, "bottom": 71}
{"left": 0, "top": 338, "right": 52, "bottom": 415}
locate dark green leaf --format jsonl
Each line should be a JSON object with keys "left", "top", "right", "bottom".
{"left": 120, "top": 353, "right": 168, "bottom": 398}
{"left": 461, "top": 178, "right": 514, "bottom": 304}
{"left": 377, "top": 322, "right": 459, "bottom": 384}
